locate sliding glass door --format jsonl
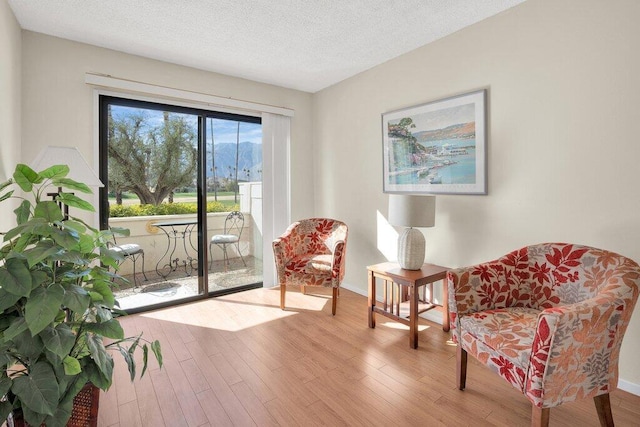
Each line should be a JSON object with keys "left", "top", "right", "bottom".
{"left": 205, "top": 117, "right": 263, "bottom": 293}
{"left": 99, "top": 96, "right": 262, "bottom": 312}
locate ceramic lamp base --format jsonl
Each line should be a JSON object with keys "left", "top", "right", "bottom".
{"left": 397, "top": 227, "right": 425, "bottom": 270}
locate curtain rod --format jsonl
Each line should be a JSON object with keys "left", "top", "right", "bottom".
{"left": 84, "top": 73, "right": 295, "bottom": 117}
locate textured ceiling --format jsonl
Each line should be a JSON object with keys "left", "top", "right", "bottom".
{"left": 8, "top": 0, "right": 526, "bottom": 93}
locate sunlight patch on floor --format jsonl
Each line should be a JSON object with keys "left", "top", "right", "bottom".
{"left": 380, "top": 321, "right": 430, "bottom": 331}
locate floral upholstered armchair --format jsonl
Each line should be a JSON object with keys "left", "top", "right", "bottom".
{"left": 447, "top": 243, "right": 640, "bottom": 427}
{"left": 272, "top": 218, "right": 348, "bottom": 315}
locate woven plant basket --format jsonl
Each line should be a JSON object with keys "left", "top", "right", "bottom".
{"left": 10, "top": 383, "right": 100, "bottom": 427}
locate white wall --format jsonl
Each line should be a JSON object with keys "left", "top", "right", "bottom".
{"left": 19, "top": 32, "right": 315, "bottom": 225}
{"left": 0, "top": 0, "right": 21, "bottom": 231}
{"left": 313, "top": 0, "right": 640, "bottom": 389}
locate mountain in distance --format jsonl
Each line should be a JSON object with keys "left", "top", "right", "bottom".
{"left": 413, "top": 122, "right": 475, "bottom": 143}
{"left": 206, "top": 141, "right": 262, "bottom": 182}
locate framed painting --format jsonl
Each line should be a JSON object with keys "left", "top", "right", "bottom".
{"left": 382, "top": 89, "right": 487, "bottom": 194}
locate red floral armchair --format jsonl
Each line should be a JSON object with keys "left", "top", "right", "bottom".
{"left": 447, "top": 243, "right": 640, "bottom": 426}
{"left": 272, "top": 218, "right": 348, "bottom": 315}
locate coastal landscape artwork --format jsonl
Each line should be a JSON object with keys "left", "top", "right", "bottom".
{"left": 382, "top": 89, "right": 486, "bottom": 194}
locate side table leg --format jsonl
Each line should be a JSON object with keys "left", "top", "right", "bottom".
{"left": 442, "top": 278, "right": 450, "bottom": 332}
{"left": 368, "top": 271, "right": 376, "bottom": 328}
{"left": 410, "top": 284, "right": 418, "bottom": 349}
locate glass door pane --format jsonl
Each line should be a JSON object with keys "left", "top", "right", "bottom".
{"left": 205, "top": 117, "right": 263, "bottom": 294}
{"left": 103, "top": 100, "right": 202, "bottom": 311}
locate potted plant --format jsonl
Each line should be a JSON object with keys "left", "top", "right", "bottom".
{"left": 0, "top": 163, "right": 162, "bottom": 426}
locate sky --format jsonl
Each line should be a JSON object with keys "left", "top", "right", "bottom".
{"left": 208, "top": 118, "right": 262, "bottom": 145}
{"left": 110, "top": 105, "right": 262, "bottom": 145}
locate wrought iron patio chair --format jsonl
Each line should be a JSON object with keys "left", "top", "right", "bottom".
{"left": 108, "top": 230, "right": 148, "bottom": 288}
{"left": 209, "top": 211, "right": 246, "bottom": 270}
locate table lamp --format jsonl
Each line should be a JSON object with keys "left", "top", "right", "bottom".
{"left": 31, "top": 146, "right": 104, "bottom": 188}
{"left": 388, "top": 194, "right": 436, "bottom": 270}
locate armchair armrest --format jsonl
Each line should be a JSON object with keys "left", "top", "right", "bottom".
{"left": 330, "top": 240, "right": 347, "bottom": 283}
{"left": 525, "top": 294, "right": 634, "bottom": 407}
{"left": 272, "top": 237, "right": 289, "bottom": 284}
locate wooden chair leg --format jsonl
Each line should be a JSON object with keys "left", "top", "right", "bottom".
{"left": 531, "top": 406, "right": 550, "bottom": 427}
{"left": 332, "top": 287, "right": 338, "bottom": 315}
{"left": 301, "top": 285, "right": 306, "bottom": 295}
{"left": 594, "top": 393, "right": 614, "bottom": 427}
{"left": 280, "top": 285, "right": 286, "bottom": 310}
{"left": 457, "top": 345, "right": 467, "bottom": 390}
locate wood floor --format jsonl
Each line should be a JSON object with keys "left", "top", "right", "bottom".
{"left": 99, "top": 287, "right": 640, "bottom": 426}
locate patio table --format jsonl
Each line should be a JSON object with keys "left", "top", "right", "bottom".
{"left": 153, "top": 219, "right": 198, "bottom": 279}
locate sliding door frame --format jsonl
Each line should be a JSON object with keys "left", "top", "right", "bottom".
{"left": 98, "top": 95, "right": 262, "bottom": 311}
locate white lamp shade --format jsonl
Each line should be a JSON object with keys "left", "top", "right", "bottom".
{"left": 388, "top": 194, "right": 436, "bottom": 228}
{"left": 31, "top": 146, "right": 104, "bottom": 188}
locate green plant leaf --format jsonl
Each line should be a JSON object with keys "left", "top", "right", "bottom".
{"left": 22, "top": 406, "right": 48, "bottom": 427}
{"left": 41, "top": 324, "right": 76, "bottom": 358}
{"left": 95, "top": 306, "right": 114, "bottom": 322}
{"left": 3, "top": 317, "right": 28, "bottom": 341}
{"left": 141, "top": 344, "right": 149, "bottom": 378}
{"left": 86, "top": 333, "right": 113, "bottom": 380}
{"left": 0, "top": 288, "right": 22, "bottom": 312}
{"left": 0, "top": 345, "right": 12, "bottom": 369}
{"left": 91, "top": 280, "right": 116, "bottom": 308}
{"left": 62, "top": 285, "right": 91, "bottom": 314}
{"left": 88, "top": 291, "right": 104, "bottom": 302}
{"left": 101, "top": 247, "right": 124, "bottom": 269}
{"left": 0, "top": 400, "right": 12, "bottom": 424}
{"left": 74, "top": 233, "right": 95, "bottom": 254}
{"left": 0, "top": 375, "right": 12, "bottom": 397}
{"left": 62, "top": 355, "right": 81, "bottom": 376}
{"left": 47, "top": 376, "right": 87, "bottom": 427}
{"left": 39, "top": 164, "right": 69, "bottom": 180}
{"left": 62, "top": 219, "right": 87, "bottom": 235}
{"left": 14, "top": 328, "right": 45, "bottom": 359}
{"left": 57, "top": 193, "right": 95, "bottom": 212}
{"left": 0, "top": 258, "right": 33, "bottom": 297}
{"left": 24, "top": 240, "right": 61, "bottom": 268}
{"left": 52, "top": 250, "right": 88, "bottom": 265}
{"left": 59, "top": 375, "right": 87, "bottom": 405}
{"left": 13, "top": 164, "right": 41, "bottom": 192}
{"left": 51, "top": 177, "right": 92, "bottom": 194}
{"left": 12, "top": 361, "right": 59, "bottom": 416}
{"left": 42, "top": 403, "right": 73, "bottom": 427}
{"left": 49, "top": 227, "right": 80, "bottom": 250}
{"left": 25, "top": 284, "right": 65, "bottom": 336}
{"left": 119, "top": 345, "right": 135, "bottom": 381}
{"left": 0, "top": 178, "right": 12, "bottom": 192}
{"left": 0, "top": 190, "right": 14, "bottom": 203}
{"left": 151, "top": 340, "right": 163, "bottom": 368}
{"left": 13, "top": 200, "right": 32, "bottom": 225}
{"left": 83, "top": 361, "right": 112, "bottom": 390}
{"left": 84, "top": 319, "right": 124, "bottom": 340}
{"left": 34, "top": 200, "right": 64, "bottom": 223}
{"left": 109, "top": 226, "right": 130, "bottom": 237}
{"left": 30, "top": 270, "right": 49, "bottom": 287}
{"left": 3, "top": 218, "right": 49, "bottom": 242}
{"left": 2, "top": 224, "right": 25, "bottom": 243}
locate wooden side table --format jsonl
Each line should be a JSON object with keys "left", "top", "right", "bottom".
{"left": 367, "top": 262, "right": 449, "bottom": 349}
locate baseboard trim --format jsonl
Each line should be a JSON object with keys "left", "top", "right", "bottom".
{"left": 618, "top": 379, "right": 640, "bottom": 396}
{"left": 340, "top": 282, "right": 640, "bottom": 397}
{"left": 340, "top": 282, "right": 365, "bottom": 296}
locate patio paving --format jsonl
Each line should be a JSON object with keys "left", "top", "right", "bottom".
{"left": 113, "top": 256, "right": 263, "bottom": 311}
